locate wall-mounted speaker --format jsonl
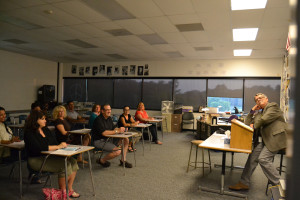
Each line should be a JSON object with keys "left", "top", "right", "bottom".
{"left": 38, "top": 85, "right": 55, "bottom": 103}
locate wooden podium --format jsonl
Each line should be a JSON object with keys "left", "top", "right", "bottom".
{"left": 230, "top": 119, "right": 254, "bottom": 150}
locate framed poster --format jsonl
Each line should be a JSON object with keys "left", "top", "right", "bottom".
{"left": 71, "top": 65, "right": 77, "bottom": 74}
{"left": 107, "top": 66, "right": 112, "bottom": 76}
{"left": 99, "top": 65, "right": 105, "bottom": 74}
{"left": 122, "top": 66, "right": 128, "bottom": 75}
{"left": 79, "top": 67, "right": 84, "bottom": 76}
{"left": 137, "top": 66, "right": 143, "bottom": 76}
{"left": 130, "top": 65, "right": 136, "bottom": 75}
{"left": 92, "top": 66, "right": 98, "bottom": 75}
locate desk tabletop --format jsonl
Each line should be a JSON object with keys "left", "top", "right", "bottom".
{"left": 68, "top": 128, "right": 91, "bottom": 134}
{"left": 199, "top": 133, "right": 251, "bottom": 154}
{"left": 148, "top": 119, "right": 163, "bottom": 123}
{"left": 106, "top": 132, "right": 138, "bottom": 139}
{"left": 132, "top": 123, "right": 152, "bottom": 128}
{"left": 42, "top": 145, "right": 94, "bottom": 157}
{"left": 0, "top": 140, "right": 25, "bottom": 149}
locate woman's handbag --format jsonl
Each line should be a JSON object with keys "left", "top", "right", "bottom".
{"left": 42, "top": 188, "right": 67, "bottom": 200}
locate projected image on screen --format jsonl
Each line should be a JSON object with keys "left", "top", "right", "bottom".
{"left": 207, "top": 97, "right": 243, "bottom": 112}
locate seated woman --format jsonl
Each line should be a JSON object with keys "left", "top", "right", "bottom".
{"left": 117, "top": 106, "right": 142, "bottom": 152}
{"left": 135, "top": 102, "right": 162, "bottom": 145}
{"left": 24, "top": 110, "right": 80, "bottom": 198}
{"left": 52, "top": 105, "right": 91, "bottom": 164}
{"left": 0, "top": 107, "right": 21, "bottom": 163}
{"left": 88, "top": 104, "right": 101, "bottom": 129}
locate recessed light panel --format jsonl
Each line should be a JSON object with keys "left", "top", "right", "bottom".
{"left": 233, "top": 49, "right": 252, "bottom": 56}
{"left": 231, "top": 0, "right": 267, "bottom": 10}
{"left": 233, "top": 28, "right": 258, "bottom": 41}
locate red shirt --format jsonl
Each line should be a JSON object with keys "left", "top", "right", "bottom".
{"left": 135, "top": 110, "right": 149, "bottom": 123}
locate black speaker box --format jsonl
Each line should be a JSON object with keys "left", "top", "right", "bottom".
{"left": 38, "top": 85, "right": 55, "bottom": 103}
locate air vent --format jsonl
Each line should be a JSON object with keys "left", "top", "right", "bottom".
{"left": 138, "top": 34, "right": 167, "bottom": 45}
{"left": 105, "top": 29, "right": 133, "bottom": 36}
{"left": 64, "top": 39, "right": 98, "bottom": 48}
{"left": 175, "top": 23, "right": 204, "bottom": 32}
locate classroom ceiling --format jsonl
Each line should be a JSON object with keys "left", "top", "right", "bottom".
{"left": 0, "top": 0, "right": 290, "bottom": 62}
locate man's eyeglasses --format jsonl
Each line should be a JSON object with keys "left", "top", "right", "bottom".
{"left": 255, "top": 96, "right": 265, "bottom": 102}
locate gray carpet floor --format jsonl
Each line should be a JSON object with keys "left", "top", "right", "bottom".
{"left": 0, "top": 131, "right": 285, "bottom": 200}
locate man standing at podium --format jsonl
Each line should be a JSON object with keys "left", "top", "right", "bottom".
{"left": 229, "top": 93, "right": 287, "bottom": 191}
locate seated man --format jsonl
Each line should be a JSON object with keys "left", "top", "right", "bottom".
{"left": 91, "top": 104, "right": 132, "bottom": 168}
{"left": 66, "top": 101, "right": 86, "bottom": 129}
{"left": 229, "top": 93, "right": 287, "bottom": 191}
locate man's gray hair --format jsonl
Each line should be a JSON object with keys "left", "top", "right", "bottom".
{"left": 254, "top": 93, "right": 268, "bottom": 101}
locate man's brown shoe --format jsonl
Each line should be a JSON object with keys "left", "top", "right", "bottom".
{"left": 229, "top": 182, "right": 249, "bottom": 191}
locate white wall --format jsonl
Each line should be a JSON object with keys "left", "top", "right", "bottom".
{"left": 0, "top": 50, "right": 58, "bottom": 111}
{"left": 62, "top": 58, "right": 283, "bottom": 77}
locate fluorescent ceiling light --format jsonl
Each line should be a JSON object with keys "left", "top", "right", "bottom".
{"left": 231, "top": 0, "right": 267, "bottom": 10}
{"left": 234, "top": 49, "right": 252, "bottom": 56}
{"left": 233, "top": 28, "right": 258, "bottom": 41}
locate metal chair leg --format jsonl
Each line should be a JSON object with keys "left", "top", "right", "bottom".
{"left": 208, "top": 150, "right": 212, "bottom": 172}
{"left": 202, "top": 148, "right": 204, "bottom": 176}
{"left": 195, "top": 146, "right": 198, "bottom": 169}
{"left": 186, "top": 142, "right": 193, "bottom": 173}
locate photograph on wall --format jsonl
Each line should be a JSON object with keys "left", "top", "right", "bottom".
{"left": 79, "top": 67, "right": 84, "bottom": 76}
{"left": 114, "top": 65, "right": 120, "bottom": 75}
{"left": 85, "top": 66, "right": 90, "bottom": 74}
{"left": 71, "top": 65, "right": 77, "bottom": 74}
{"left": 138, "top": 65, "right": 144, "bottom": 76}
{"left": 92, "top": 66, "right": 98, "bottom": 75}
{"left": 129, "top": 65, "right": 136, "bottom": 75}
{"left": 99, "top": 65, "right": 105, "bottom": 74}
{"left": 144, "top": 64, "right": 149, "bottom": 76}
{"left": 122, "top": 66, "right": 128, "bottom": 75}
{"left": 107, "top": 66, "right": 112, "bottom": 76}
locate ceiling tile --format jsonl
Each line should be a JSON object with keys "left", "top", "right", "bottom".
{"left": 261, "top": 7, "right": 290, "bottom": 28}
{"left": 53, "top": 0, "right": 110, "bottom": 23}
{"left": 257, "top": 27, "right": 288, "bottom": 40}
{"left": 70, "top": 24, "right": 110, "bottom": 37}
{"left": 141, "top": 17, "right": 178, "bottom": 33}
{"left": 92, "top": 21, "right": 122, "bottom": 31}
{"left": 118, "top": 35, "right": 149, "bottom": 46}
{"left": 159, "top": 32, "right": 187, "bottom": 43}
{"left": 168, "top": 13, "right": 201, "bottom": 25}
{"left": 115, "top": 19, "right": 154, "bottom": 35}
{"left": 191, "top": 0, "right": 230, "bottom": 13}
{"left": 231, "top": 10, "right": 264, "bottom": 28}
{"left": 116, "top": 0, "right": 164, "bottom": 18}
{"left": 27, "top": 4, "right": 84, "bottom": 25}
{"left": 153, "top": 0, "right": 195, "bottom": 15}
{"left": 182, "top": 31, "right": 210, "bottom": 43}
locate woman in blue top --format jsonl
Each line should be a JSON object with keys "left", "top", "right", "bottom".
{"left": 89, "top": 104, "right": 101, "bottom": 129}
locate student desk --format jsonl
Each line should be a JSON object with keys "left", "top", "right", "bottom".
{"left": 68, "top": 129, "right": 91, "bottom": 168}
{"left": 199, "top": 133, "right": 251, "bottom": 199}
{"left": 42, "top": 145, "right": 95, "bottom": 200}
{"left": 8, "top": 124, "right": 25, "bottom": 138}
{"left": 130, "top": 123, "right": 152, "bottom": 155}
{"left": 106, "top": 132, "right": 138, "bottom": 175}
{"left": 0, "top": 141, "right": 25, "bottom": 198}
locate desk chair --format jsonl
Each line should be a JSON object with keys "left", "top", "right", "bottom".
{"left": 26, "top": 155, "right": 56, "bottom": 195}
{"left": 182, "top": 112, "right": 195, "bottom": 133}
{"left": 187, "top": 140, "right": 211, "bottom": 176}
{"left": 265, "top": 149, "right": 286, "bottom": 195}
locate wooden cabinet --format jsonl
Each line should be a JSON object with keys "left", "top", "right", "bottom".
{"left": 171, "top": 114, "right": 182, "bottom": 132}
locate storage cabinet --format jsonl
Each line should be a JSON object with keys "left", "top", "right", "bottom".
{"left": 171, "top": 114, "right": 182, "bottom": 132}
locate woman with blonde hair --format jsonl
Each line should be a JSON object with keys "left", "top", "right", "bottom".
{"left": 53, "top": 105, "right": 91, "bottom": 164}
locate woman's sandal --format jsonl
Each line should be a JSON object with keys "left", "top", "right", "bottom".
{"left": 69, "top": 190, "right": 80, "bottom": 198}
{"left": 128, "top": 146, "right": 136, "bottom": 152}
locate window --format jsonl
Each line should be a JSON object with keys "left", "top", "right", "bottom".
{"left": 244, "top": 79, "right": 280, "bottom": 112}
{"left": 207, "top": 79, "right": 243, "bottom": 112}
{"left": 142, "top": 79, "right": 173, "bottom": 110}
{"left": 174, "top": 79, "right": 206, "bottom": 111}
{"left": 63, "top": 79, "right": 86, "bottom": 102}
{"left": 87, "top": 79, "right": 113, "bottom": 105}
{"left": 114, "top": 79, "right": 142, "bottom": 108}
